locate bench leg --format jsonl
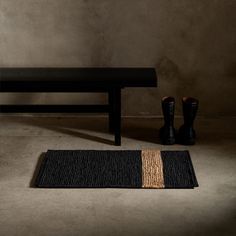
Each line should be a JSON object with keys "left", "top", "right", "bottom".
{"left": 108, "top": 91, "right": 114, "bottom": 133}
{"left": 111, "top": 88, "right": 121, "bottom": 146}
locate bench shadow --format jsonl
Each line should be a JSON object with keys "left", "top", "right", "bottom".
{"left": 122, "top": 121, "right": 161, "bottom": 144}
{"left": 15, "top": 116, "right": 115, "bottom": 145}
{"left": 30, "top": 152, "right": 46, "bottom": 188}
{"left": 11, "top": 116, "right": 162, "bottom": 145}
{"left": 45, "top": 125, "right": 114, "bottom": 145}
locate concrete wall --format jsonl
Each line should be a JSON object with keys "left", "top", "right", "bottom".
{"left": 0, "top": 0, "right": 235, "bottom": 116}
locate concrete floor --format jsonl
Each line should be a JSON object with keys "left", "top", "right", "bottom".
{"left": 0, "top": 116, "right": 235, "bottom": 236}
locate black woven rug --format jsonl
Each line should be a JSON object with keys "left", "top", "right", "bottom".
{"left": 35, "top": 150, "right": 198, "bottom": 189}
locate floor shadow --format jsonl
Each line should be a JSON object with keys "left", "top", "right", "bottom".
{"left": 30, "top": 152, "right": 46, "bottom": 188}
{"left": 123, "top": 122, "right": 161, "bottom": 144}
{"left": 46, "top": 125, "right": 114, "bottom": 145}
{"left": 9, "top": 116, "right": 163, "bottom": 145}
{"left": 15, "top": 116, "right": 115, "bottom": 145}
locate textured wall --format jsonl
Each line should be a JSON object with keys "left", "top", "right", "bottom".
{"left": 0, "top": 0, "right": 236, "bottom": 116}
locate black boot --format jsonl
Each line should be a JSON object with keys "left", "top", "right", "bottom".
{"left": 160, "top": 96, "right": 176, "bottom": 145}
{"left": 178, "top": 97, "right": 199, "bottom": 145}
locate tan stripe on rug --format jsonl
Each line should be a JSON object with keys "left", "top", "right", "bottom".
{"left": 141, "top": 150, "right": 164, "bottom": 188}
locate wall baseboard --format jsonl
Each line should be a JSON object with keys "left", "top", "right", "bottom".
{"left": 0, "top": 113, "right": 235, "bottom": 119}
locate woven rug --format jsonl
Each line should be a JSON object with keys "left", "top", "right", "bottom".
{"left": 35, "top": 150, "right": 198, "bottom": 189}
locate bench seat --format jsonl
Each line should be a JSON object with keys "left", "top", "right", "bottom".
{"left": 0, "top": 67, "right": 157, "bottom": 145}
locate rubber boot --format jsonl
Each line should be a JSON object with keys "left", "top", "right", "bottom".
{"left": 160, "top": 96, "right": 176, "bottom": 145}
{"left": 178, "top": 97, "right": 199, "bottom": 145}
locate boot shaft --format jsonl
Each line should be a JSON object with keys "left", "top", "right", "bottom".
{"left": 160, "top": 96, "right": 176, "bottom": 145}
{"left": 182, "top": 97, "right": 199, "bottom": 126}
{"left": 162, "top": 96, "right": 175, "bottom": 126}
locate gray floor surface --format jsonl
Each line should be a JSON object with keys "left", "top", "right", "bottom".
{"left": 0, "top": 116, "right": 235, "bottom": 236}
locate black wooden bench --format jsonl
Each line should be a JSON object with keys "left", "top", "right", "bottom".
{"left": 0, "top": 68, "right": 157, "bottom": 145}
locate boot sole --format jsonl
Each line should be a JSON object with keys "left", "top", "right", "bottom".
{"left": 161, "top": 137, "right": 176, "bottom": 145}
{"left": 179, "top": 138, "right": 196, "bottom": 145}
